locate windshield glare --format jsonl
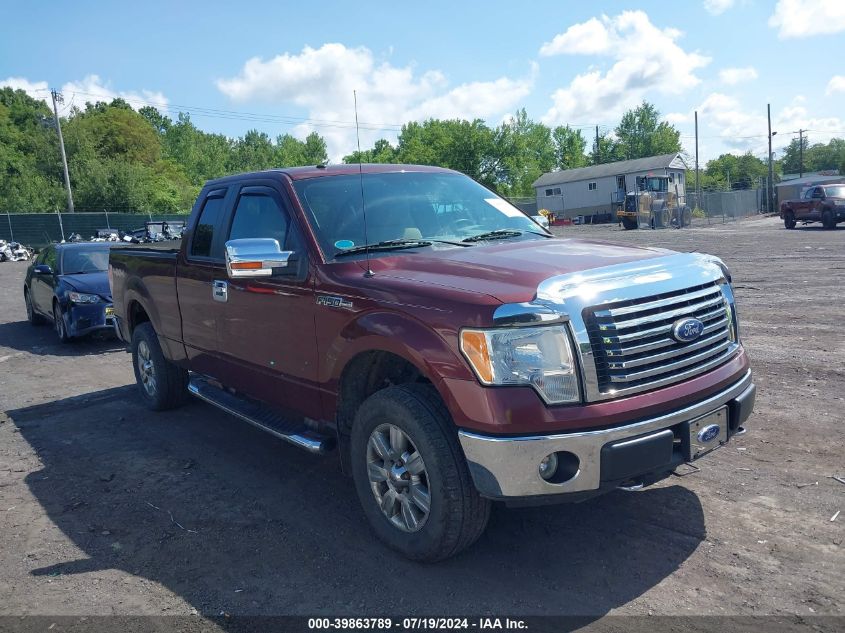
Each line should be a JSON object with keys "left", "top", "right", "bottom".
{"left": 61, "top": 247, "right": 109, "bottom": 274}
{"left": 293, "top": 172, "right": 543, "bottom": 258}
{"left": 825, "top": 185, "right": 845, "bottom": 198}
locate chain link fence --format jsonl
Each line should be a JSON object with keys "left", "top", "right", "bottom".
{"left": 687, "top": 189, "right": 766, "bottom": 225}
{"left": 1, "top": 212, "right": 188, "bottom": 249}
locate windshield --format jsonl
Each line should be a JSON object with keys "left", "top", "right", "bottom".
{"left": 824, "top": 185, "right": 845, "bottom": 198}
{"left": 60, "top": 246, "right": 110, "bottom": 274}
{"left": 293, "top": 172, "right": 545, "bottom": 259}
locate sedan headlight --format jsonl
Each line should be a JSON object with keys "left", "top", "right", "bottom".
{"left": 68, "top": 291, "right": 100, "bottom": 304}
{"left": 460, "top": 325, "right": 580, "bottom": 404}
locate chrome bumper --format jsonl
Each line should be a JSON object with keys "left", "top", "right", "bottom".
{"left": 458, "top": 370, "right": 754, "bottom": 498}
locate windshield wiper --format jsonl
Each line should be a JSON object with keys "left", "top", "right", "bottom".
{"left": 462, "top": 229, "right": 524, "bottom": 243}
{"left": 334, "top": 239, "right": 433, "bottom": 258}
{"left": 462, "top": 228, "right": 553, "bottom": 243}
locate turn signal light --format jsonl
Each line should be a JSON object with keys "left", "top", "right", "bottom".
{"left": 230, "top": 261, "right": 264, "bottom": 270}
{"left": 459, "top": 330, "right": 493, "bottom": 383}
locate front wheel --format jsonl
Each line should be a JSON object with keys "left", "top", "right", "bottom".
{"left": 621, "top": 217, "right": 638, "bottom": 230}
{"left": 131, "top": 322, "right": 189, "bottom": 410}
{"left": 351, "top": 384, "right": 490, "bottom": 562}
{"left": 53, "top": 303, "right": 71, "bottom": 343}
{"left": 822, "top": 209, "right": 836, "bottom": 230}
{"left": 784, "top": 211, "right": 796, "bottom": 229}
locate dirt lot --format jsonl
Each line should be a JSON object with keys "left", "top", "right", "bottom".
{"left": 0, "top": 216, "right": 842, "bottom": 623}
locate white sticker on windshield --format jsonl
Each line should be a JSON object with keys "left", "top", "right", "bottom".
{"left": 485, "top": 198, "right": 524, "bottom": 218}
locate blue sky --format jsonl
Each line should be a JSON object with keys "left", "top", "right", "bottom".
{"left": 3, "top": 0, "right": 844, "bottom": 163}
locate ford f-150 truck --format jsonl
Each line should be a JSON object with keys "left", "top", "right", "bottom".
{"left": 109, "top": 164, "right": 755, "bottom": 561}
{"left": 780, "top": 183, "right": 845, "bottom": 229}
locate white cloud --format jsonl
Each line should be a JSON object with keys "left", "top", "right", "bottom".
{"left": 61, "top": 74, "right": 169, "bottom": 112}
{"left": 719, "top": 66, "right": 758, "bottom": 85}
{"left": 826, "top": 75, "right": 845, "bottom": 95}
{"left": 538, "top": 11, "right": 710, "bottom": 126}
{"left": 217, "top": 43, "right": 534, "bottom": 161}
{"left": 769, "top": 0, "right": 845, "bottom": 38}
{"left": 696, "top": 92, "right": 844, "bottom": 157}
{"left": 0, "top": 76, "right": 49, "bottom": 101}
{"left": 539, "top": 17, "right": 613, "bottom": 56}
{"left": 703, "top": 0, "right": 735, "bottom": 15}
{"left": 665, "top": 112, "right": 692, "bottom": 124}
{"left": 1, "top": 74, "right": 169, "bottom": 113}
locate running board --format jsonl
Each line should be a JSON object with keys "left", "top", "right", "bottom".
{"left": 187, "top": 375, "right": 334, "bottom": 454}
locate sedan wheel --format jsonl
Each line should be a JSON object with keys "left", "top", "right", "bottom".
{"left": 54, "top": 304, "right": 70, "bottom": 342}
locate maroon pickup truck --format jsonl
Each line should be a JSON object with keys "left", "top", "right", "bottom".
{"left": 109, "top": 164, "right": 755, "bottom": 561}
{"left": 780, "top": 183, "right": 845, "bottom": 229}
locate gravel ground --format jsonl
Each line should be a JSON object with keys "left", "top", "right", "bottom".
{"left": 0, "top": 215, "right": 842, "bottom": 623}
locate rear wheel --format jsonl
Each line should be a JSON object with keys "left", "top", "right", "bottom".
{"left": 822, "top": 209, "right": 836, "bottom": 230}
{"left": 681, "top": 207, "right": 692, "bottom": 227}
{"left": 24, "top": 288, "right": 45, "bottom": 325}
{"left": 131, "top": 322, "right": 189, "bottom": 410}
{"left": 351, "top": 384, "right": 490, "bottom": 562}
{"left": 621, "top": 217, "right": 638, "bottom": 230}
{"left": 784, "top": 210, "right": 796, "bottom": 229}
{"left": 53, "top": 302, "right": 70, "bottom": 343}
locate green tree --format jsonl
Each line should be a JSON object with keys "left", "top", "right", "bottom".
{"left": 703, "top": 152, "right": 768, "bottom": 190}
{"left": 613, "top": 101, "right": 682, "bottom": 160}
{"left": 552, "top": 125, "right": 587, "bottom": 170}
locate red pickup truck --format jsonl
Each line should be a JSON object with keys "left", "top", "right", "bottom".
{"left": 109, "top": 164, "right": 755, "bottom": 561}
{"left": 780, "top": 183, "right": 845, "bottom": 229}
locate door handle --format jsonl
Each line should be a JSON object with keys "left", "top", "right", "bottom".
{"left": 212, "top": 280, "right": 228, "bottom": 303}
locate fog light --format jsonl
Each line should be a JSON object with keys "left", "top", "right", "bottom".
{"left": 539, "top": 453, "right": 558, "bottom": 481}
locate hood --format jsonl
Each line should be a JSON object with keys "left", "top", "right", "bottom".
{"left": 60, "top": 271, "right": 112, "bottom": 300}
{"left": 366, "top": 237, "right": 672, "bottom": 304}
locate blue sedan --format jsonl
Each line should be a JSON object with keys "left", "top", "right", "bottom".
{"left": 23, "top": 242, "right": 115, "bottom": 342}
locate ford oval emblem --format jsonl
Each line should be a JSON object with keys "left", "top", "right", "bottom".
{"left": 697, "top": 424, "right": 721, "bottom": 443}
{"left": 672, "top": 317, "right": 704, "bottom": 343}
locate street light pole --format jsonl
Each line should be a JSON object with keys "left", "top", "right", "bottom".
{"left": 767, "top": 104, "right": 774, "bottom": 213}
{"left": 50, "top": 89, "right": 74, "bottom": 214}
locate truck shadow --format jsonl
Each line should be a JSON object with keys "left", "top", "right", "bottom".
{"left": 0, "top": 320, "right": 123, "bottom": 357}
{"left": 9, "top": 387, "right": 706, "bottom": 617}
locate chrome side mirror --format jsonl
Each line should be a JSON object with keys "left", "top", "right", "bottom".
{"left": 224, "top": 238, "right": 293, "bottom": 278}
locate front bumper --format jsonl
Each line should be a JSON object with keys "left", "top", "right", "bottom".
{"left": 65, "top": 302, "right": 116, "bottom": 337}
{"left": 458, "top": 370, "right": 755, "bottom": 501}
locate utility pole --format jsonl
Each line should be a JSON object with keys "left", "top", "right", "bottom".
{"left": 595, "top": 125, "right": 600, "bottom": 165}
{"left": 767, "top": 104, "right": 774, "bottom": 214}
{"left": 799, "top": 129, "right": 804, "bottom": 177}
{"left": 50, "top": 89, "right": 74, "bottom": 213}
{"left": 694, "top": 111, "right": 700, "bottom": 208}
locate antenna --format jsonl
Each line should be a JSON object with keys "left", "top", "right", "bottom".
{"left": 353, "top": 90, "right": 374, "bottom": 278}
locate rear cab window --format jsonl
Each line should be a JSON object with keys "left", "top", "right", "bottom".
{"left": 190, "top": 191, "right": 227, "bottom": 259}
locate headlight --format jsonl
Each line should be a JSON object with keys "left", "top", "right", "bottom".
{"left": 460, "top": 325, "right": 580, "bottom": 404}
{"left": 68, "top": 292, "right": 100, "bottom": 304}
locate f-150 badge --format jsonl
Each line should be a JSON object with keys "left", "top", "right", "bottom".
{"left": 316, "top": 295, "right": 354, "bottom": 309}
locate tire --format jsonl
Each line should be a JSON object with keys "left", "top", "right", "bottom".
{"left": 822, "top": 209, "right": 836, "bottom": 230}
{"left": 131, "top": 322, "right": 189, "bottom": 411}
{"left": 784, "top": 211, "right": 796, "bottom": 229}
{"left": 621, "top": 217, "right": 638, "bottom": 230}
{"left": 350, "top": 384, "right": 491, "bottom": 562}
{"left": 24, "top": 288, "right": 45, "bottom": 325}
{"left": 53, "top": 302, "right": 71, "bottom": 343}
{"left": 681, "top": 207, "right": 692, "bottom": 227}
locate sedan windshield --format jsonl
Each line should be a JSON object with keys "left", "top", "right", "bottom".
{"left": 293, "top": 172, "right": 547, "bottom": 259}
{"left": 61, "top": 246, "right": 110, "bottom": 274}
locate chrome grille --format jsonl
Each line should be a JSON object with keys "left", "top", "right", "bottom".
{"left": 584, "top": 282, "right": 736, "bottom": 394}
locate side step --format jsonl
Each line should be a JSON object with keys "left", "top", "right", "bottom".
{"left": 187, "top": 375, "right": 334, "bottom": 454}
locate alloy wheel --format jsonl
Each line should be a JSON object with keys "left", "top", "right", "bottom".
{"left": 366, "top": 423, "right": 431, "bottom": 532}
{"left": 136, "top": 340, "right": 157, "bottom": 397}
